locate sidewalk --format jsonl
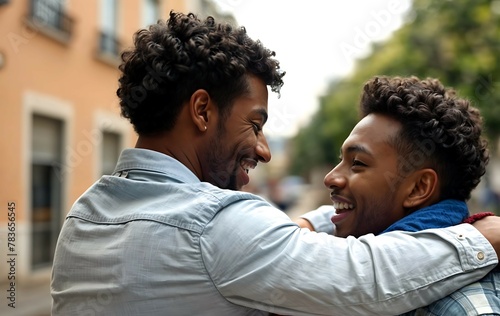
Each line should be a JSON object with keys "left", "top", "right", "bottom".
{"left": 0, "top": 281, "right": 51, "bottom": 316}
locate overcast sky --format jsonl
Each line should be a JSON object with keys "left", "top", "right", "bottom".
{"left": 214, "top": 0, "right": 412, "bottom": 137}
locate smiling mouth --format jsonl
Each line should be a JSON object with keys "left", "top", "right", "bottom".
{"left": 332, "top": 202, "right": 354, "bottom": 210}
{"left": 240, "top": 158, "right": 257, "bottom": 174}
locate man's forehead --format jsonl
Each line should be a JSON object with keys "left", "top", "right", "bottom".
{"left": 353, "top": 115, "right": 400, "bottom": 138}
{"left": 343, "top": 115, "right": 400, "bottom": 154}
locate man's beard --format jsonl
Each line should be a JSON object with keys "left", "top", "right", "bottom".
{"left": 206, "top": 135, "right": 240, "bottom": 190}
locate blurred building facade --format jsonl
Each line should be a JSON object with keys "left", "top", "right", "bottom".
{"left": 0, "top": 0, "right": 235, "bottom": 288}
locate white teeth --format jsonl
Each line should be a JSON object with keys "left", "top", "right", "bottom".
{"left": 333, "top": 202, "right": 354, "bottom": 210}
{"left": 241, "top": 159, "right": 257, "bottom": 174}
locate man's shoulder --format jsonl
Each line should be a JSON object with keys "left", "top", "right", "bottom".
{"left": 66, "top": 175, "right": 271, "bottom": 233}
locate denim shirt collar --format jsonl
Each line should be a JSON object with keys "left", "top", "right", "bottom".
{"left": 113, "top": 148, "right": 201, "bottom": 184}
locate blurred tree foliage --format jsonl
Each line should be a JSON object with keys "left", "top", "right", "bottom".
{"left": 289, "top": 0, "right": 500, "bottom": 177}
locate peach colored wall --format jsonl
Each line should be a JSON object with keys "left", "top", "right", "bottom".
{"left": 0, "top": 0, "right": 187, "bottom": 222}
{"left": 164, "top": 0, "right": 188, "bottom": 14}
{"left": 1, "top": 0, "right": 32, "bottom": 222}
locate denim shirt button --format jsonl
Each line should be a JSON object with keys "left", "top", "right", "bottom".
{"left": 477, "top": 251, "right": 485, "bottom": 260}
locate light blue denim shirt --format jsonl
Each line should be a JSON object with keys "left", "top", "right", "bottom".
{"left": 51, "top": 148, "right": 498, "bottom": 316}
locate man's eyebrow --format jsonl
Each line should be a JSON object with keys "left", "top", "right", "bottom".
{"left": 255, "top": 108, "right": 268, "bottom": 124}
{"left": 343, "top": 144, "right": 374, "bottom": 157}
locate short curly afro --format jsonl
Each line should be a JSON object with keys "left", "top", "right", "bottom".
{"left": 117, "top": 11, "right": 284, "bottom": 135}
{"left": 360, "top": 76, "right": 489, "bottom": 201}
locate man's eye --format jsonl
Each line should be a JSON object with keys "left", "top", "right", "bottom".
{"left": 352, "top": 159, "right": 366, "bottom": 166}
{"left": 252, "top": 122, "right": 262, "bottom": 133}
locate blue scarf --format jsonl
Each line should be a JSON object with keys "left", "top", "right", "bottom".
{"left": 382, "top": 199, "right": 469, "bottom": 234}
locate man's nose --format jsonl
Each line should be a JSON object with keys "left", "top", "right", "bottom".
{"left": 324, "top": 166, "right": 346, "bottom": 189}
{"left": 256, "top": 135, "right": 271, "bottom": 163}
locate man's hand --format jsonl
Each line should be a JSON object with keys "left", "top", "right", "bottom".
{"left": 472, "top": 215, "right": 500, "bottom": 259}
{"left": 292, "top": 206, "right": 336, "bottom": 234}
{"left": 294, "top": 218, "right": 315, "bottom": 231}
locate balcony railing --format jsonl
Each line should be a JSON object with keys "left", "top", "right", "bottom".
{"left": 29, "top": 0, "right": 74, "bottom": 40}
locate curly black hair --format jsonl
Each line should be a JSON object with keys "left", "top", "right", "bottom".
{"left": 117, "top": 11, "right": 284, "bottom": 135}
{"left": 360, "top": 76, "right": 489, "bottom": 201}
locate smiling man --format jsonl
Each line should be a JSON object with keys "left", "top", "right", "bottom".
{"left": 51, "top": 13, "right": 500, "bottom": 316}
{"left": 329, "top": 114, "right": 411, "bottom": 237}
{"left": 324, "top": 75, "right": 500, "bottom": 314}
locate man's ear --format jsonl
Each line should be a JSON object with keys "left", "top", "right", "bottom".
{"left": 403, "top": 168, "right": 439, "bottom": 209}
{"left": 189, "top": 89, "right": 212, "bottom": 132}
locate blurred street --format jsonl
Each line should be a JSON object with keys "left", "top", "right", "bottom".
{"left": 285, "top": 185, "right": 330, "bottom": 221}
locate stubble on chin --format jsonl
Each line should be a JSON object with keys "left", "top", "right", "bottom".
{"left": 206, "top": 147, "right": 239, "bottom": 190}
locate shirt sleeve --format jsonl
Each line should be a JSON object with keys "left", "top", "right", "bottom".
{"left": 299, "top": 205, "right": 336, "bottom": 234}
{"left": 200, "top": 199, "right": 498, "bottom": 316}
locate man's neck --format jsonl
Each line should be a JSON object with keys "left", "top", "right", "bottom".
{"left": 135, "top": 131, "right": 202, "bottom": 180}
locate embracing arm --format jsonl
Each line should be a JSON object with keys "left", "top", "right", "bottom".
{"left": 295, "top": 205, "right": 335, "bottom": 232}
{"left": 299, "top": 205, "right": 500, "bottom": 260}
{"left": 202, "top": 201, "right": 498, "bottom": 315}
{"left": 471, "top": 216, "right": 500, "bottom": 260}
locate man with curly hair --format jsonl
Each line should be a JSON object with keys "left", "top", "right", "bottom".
{"left": 320, "top": 75, "right": 499, "bottom": 314}
{"left": 51, "top": 12, "right": 500, "bottom": 315}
